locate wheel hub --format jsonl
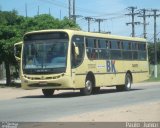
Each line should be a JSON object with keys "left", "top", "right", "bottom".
{"left": 126, "top": 77, "right": 131, "bottom": 88}
{"left": 86, "top": 80, "right": 92, "bottom": 91}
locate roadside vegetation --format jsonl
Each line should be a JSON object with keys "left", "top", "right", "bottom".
{"left": 148, "top": 64, "right": 160, "bottom": 82}
{"left": 0, "top": 10, "right": 80, "bottom": 86}
{"left": 148, "top": 42, "right": 160, "bottom": 82}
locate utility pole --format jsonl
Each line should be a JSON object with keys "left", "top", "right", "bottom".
{"left": 148, "top": 9, "right": 160, "bottom": 78}
{"left": 68, "top": 0, "right": 76, "bottom": 23}
{"left": 85, "top": 17, "right": 94, "bottom": 32}
{"left": 49, "top": 8, "right": 51, "bottom": 15}
{"left": 60, "top": 10, "right": 61, "bottom": 20}
{"left": 69, "top": 0, "right": 81, "bottom": 24}
{"left": 126, "top": 7, "right": 140, "bottom": 37}
{"left": 73, "top": 0, "right": 76, "bottom": 22}
{"left": 68, "top": 0, "right": 71, "bottom": 19}
{"left": 37, "top": 6, "right": 39, "bottom": 15}
{"left": 71, "top": 15, "right": 82, "bottom": 24}
{"left": 95, "top": 18, "right": 107, "bottom": 33}
{"left": 138, "top": 9, "right": 149, "bottom": 39}
{"left": 70, "top": 0, "right": 80, "bottom": 24}
{"left": 25, "top": 3, "right": 28, "bottom": 18}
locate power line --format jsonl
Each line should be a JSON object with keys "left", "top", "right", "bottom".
{"left": 148, "top": 31, "right": 160, "bottom": 41}
{"left": 41, "top": 0, "right": 126, "bottom": 18}
{"left": 90, "top": 9, "right": 126, "bottom": 17}
{"left": 45, "top": 0, "right": 68, "bottom": 9}
{"left": 42, "top": 0, "right": 103, "bottom": 15}
{"left": 107, "top": 15, "right": 126, "bottom": 20}
{"left": 71, "top": 14, "right": 82, "bottom": 24}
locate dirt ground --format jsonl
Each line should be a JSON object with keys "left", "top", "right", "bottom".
{"left": 0, "top": 84, "right": 160, "bottom": 122}
{"left": 56, "top": 101, "right": 160, "bottom": 122}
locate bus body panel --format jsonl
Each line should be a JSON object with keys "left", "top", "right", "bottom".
{"left": 18, "top": 29, "right": 149, "bottom": 91}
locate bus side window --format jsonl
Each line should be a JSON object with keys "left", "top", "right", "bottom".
{"left": 138, "top": 43, "right": 146, "bottom": 60}
{"left": 110, "top": 40, "right": 122, "bottom": 59}
{"left": 132, "top": 42, "right": 138, "bottom": 60}
{"left": 86, "top": 38, "right": 98, "bottom": 60}
{"left": 72, "top": 36, "right": 85, "bottom": 68}
{"left": 86, "top": 38, "right": 91, "bottom": 59}
{"left": 122, "top": 41, "right": 132, "bottom": 60}
{"left": 98, "top": 39, "right": 109, "bottom": 59}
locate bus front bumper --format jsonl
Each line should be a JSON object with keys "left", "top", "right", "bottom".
{"left": 21, "top": 74, "right": 73, "bottom": 90}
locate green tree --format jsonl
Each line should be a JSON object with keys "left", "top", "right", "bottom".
{"left": 0, "top": 10, "right": 23, "bottom": 85}
{"left": 59, "top": 17, "right": 81, "bottom": 29}
{"left": 20, "top": 15, "right": 80, "bottom": 32}
{"left": 148, "top": 42, "right": 160, "bottom": 64}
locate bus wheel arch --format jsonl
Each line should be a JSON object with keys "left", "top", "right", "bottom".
{"left": 80, "top": 71, "right": 95, "bottom": 95}
{"left": 126, "top": 70, "right": 133, "bottom": 83}
{"left": 116, "top": 71, "right": 132, "bottom": 91}
{"left": 86, "top": 71, "right": 96, "bottom": 87}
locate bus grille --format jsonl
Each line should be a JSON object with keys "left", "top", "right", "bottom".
{"left": 28, "top": 83, "right": 61, "bottom": 87}
{"left": 24, "top": 75, "right": 61, "bottom": 80}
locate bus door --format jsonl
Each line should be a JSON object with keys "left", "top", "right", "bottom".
{"left": 71, "top": 36, "right": 85, "bottom": 86}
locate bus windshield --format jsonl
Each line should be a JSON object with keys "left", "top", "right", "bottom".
{"left": 23, "top": 33, "right": 68, "bottom": 74}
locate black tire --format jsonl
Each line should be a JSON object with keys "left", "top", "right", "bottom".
{"left": 80, "top": 77, "right": 93, "bottom": 95}
{"left": 116, "top": 73, "right": 132, "bottom": 91}
{"left": 42, "top": 89, "right": 55, "bottom": 97}
{"left": 92, "top": 87, "right": 100, "bottom": 94}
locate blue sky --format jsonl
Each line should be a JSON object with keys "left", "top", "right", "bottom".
{"left": 1, "top": 0, "right": 160, "bottom": 40}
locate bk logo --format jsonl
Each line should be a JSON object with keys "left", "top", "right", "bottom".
{"left": 106, "top": 60, "right": 116, "bottom": 73}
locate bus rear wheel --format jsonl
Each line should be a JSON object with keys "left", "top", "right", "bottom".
{"left": 116, "top": 73, "right": 132, "bottom": 91}
{"left": 42, "top": 89, "right": 55, "bottom": 97}
{"left": 80, "top": 78, "right": 93, "bottom": 95}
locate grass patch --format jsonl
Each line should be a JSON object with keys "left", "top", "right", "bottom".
{"left": 147, "top": 64, "right": 160, "bottom": 82}
{"left": 147, "top": 76, "right": 160, "bottom": 82}
{"left": 0, "top": 84, "right": 6, "bottom": 88}
{"left": 0, "top": 82, "right": 21, "bottom": 88}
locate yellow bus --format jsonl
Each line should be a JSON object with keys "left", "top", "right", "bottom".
{"left": 14, "top": 29, "right": 149, "bottom": 96}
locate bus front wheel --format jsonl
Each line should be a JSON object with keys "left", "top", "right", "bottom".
{"left": 42, "top": 89, "right": 55, "bottom": 97}
{"left": 80, "top": 78, "right": 93, "bottom": 95}
{"left": 116, "top": 73, "right": 132, "bottom": 91}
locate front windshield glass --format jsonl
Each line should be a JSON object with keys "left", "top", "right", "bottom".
{"left": 23, "top": 32, "right": 68, "bottom": 74}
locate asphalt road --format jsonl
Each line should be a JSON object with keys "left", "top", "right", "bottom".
{"left": 0, "top": 82, "right": 159, "bottom": 122}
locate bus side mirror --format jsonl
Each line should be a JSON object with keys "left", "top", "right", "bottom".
{"left": 73, "top": 42, "right": 79, "bottom": 56}
{"left": 14, "top": 41, "right": 22, "bottom": 61}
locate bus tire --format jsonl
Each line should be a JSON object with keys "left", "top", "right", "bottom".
{"left": 124, "top": 73, "right": 132, "bottom": 91}
{"left": 80, "top": 77, "right": 93, "bottom": 95}
{"left": 42, "top": 89, "right": 55, "bottom": 97}
{"left": 116, "top": 73, "right": 132, "bottom": 91}
{"left": 92, "top": 87, "right": 100, "bottom": 94}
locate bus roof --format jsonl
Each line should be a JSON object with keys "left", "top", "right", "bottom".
{"left": 25, "top": 29, "right": 147, "bottom": 42}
